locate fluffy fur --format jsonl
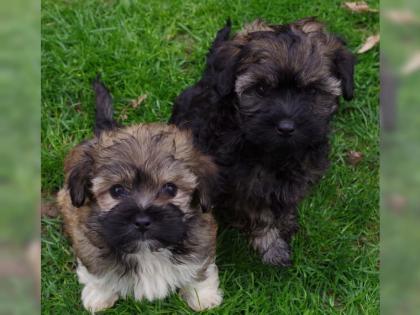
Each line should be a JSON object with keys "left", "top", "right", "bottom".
{"left": 170, "top": 18, "right": 356, "bottom": 266}
{"left": 58, "top": 79, "right": 222, "bottom": 313}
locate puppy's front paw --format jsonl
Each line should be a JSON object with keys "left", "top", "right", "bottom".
{"left": 261, "top": 238, "right": 292, "bottom": 267}
{"left": 181, "top": 263, "right": 223, "bottom": 311}
{"left": 181, "top": 287, "right": 223, "bottom": 311}
{"left": 81, "top": 284, "right": 118, "bottom": 314}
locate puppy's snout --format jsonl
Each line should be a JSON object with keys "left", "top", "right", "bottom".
{"left": 277, "top": 119, "right": 295, "bottom": 136}
{"left": 134, "top": 213, "right": 152, "bottom": 231}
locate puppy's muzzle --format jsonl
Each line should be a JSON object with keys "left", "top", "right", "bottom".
{"left": 277, "top": 119, "right": 295, "bottom": 137}
{"left": 134, "top": 213, "right": 152, "bottom": 232}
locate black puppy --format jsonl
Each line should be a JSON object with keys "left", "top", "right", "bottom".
{"left": 170, "top": 18, "right": 355, "bottom": 266}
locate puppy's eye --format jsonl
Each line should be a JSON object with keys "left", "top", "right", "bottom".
{"left": 255, "top": 84, "right": 268, "bottom": 97}
{"left": 160, "top": 182, "right": 177, "bottom": 197}
{"left": 110, "top": 185, "right": 128, "bottom": 198}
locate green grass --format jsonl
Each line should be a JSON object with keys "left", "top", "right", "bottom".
{"left": 41, "top": 0, "right": 379, "bottom": 314}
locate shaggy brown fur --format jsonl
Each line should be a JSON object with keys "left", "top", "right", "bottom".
{"left": 58, "top": 80, "right": 222, "bottom": 312}
{"left": 59, "top": 124, "right": 218, "bottom": 274}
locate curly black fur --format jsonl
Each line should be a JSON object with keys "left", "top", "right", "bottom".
{"left": 170, "top": 18, "right": 355, "bottom": 266}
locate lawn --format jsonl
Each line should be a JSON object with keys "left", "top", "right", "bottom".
{"left": 41, "top": 0, "right": 379, "bottom": 314}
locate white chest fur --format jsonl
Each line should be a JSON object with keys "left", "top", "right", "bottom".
{"left": 77, "top": 248, "right": 202, "bottom": 302}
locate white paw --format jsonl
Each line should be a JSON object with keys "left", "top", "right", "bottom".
{"left": 81, "top": 284, "right": 118, "bottom": 314}
{"left": 182, "top": 287, "right": 223, "bottom": 311}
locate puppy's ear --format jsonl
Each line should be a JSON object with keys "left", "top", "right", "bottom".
{"left": 206, "top": 19, "right": 232, "bottom": 57}
{"left": 190, "top": 154, "right": 219, "bottom": 212}
{"left": 64, "top": 140, "right": 95, "bottom": 207}
{"left": 92, "top": 75, "right": 119, "bottom": 137}
{"left": 334, "top": 47, "right": 356, "bottom": 101}
{"left": 204, "top": 20, "right": 240, "bottom": 97}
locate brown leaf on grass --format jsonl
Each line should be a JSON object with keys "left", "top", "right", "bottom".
{"left": 401, "top": 52, "right": 420, "bottom": 75}
{"left": 342, "top": 2, "right": 378, "bottom": 13}
{"left": 384, "top": 10, "right": 420, "bottom": 25}
{"left": 72, "top": 102, "right": 82, "bottom": 113}
{"left": 347, "top": 150, "right": 363, "bottom": 165}
{"left": 41, "top": 200, "right": 59, "bottom": 218}
{"left": 131, "top": 94, "right": 147, "bottom": 109}
{"left": 357, "top": 34, "right": 379, "bottom": 54}
{"left": 120, "top": 113, "right": 128, "bottom": 121}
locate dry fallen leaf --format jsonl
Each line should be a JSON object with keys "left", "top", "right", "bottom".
{"left": 347, "top": 150, "right": 363, "bottom": 165}
{"left": 357, "top": 34, "right": 379, "bottom": 54}
{"left": 41, "top": 201, "right": 59, "bottom": 218}
{"left": 384, "top": 10, "right": 420, "bottom": 25}
{"left": 401, "top": 52, "right": 420, "bottom": 75}
{"left": 72, "top": 102, "right": 82, "bottom": 113}
{"left": 343, "top": 1, "right": 378, "bottom": 13}
{"left": 131, "top": 94, "right": 147, "bottom": 109}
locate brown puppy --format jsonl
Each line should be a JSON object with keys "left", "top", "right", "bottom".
{"left": 58, "top": 80, "right": 222, "bottom": 313}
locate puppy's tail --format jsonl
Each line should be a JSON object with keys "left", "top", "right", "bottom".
{"left": 92, "top": 75, "right": 119, "bottom": 137}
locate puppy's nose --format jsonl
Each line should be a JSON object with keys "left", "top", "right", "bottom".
{"left": 277, "top": 120, "right": 295, "bottom": 136}
{"left": 134, "top": 214, "right": 151, "bottom": 231}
